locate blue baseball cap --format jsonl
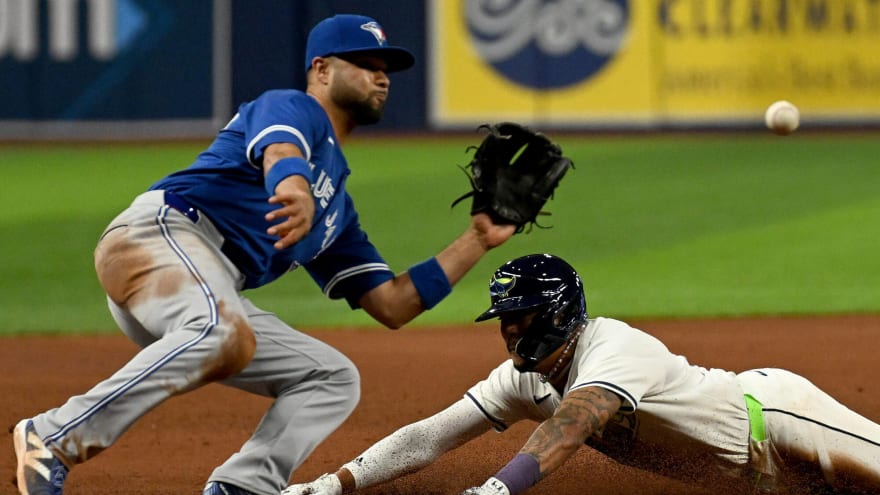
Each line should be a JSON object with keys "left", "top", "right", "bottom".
{"left": 305, "top": 14, "right": 415, "bottom": 73}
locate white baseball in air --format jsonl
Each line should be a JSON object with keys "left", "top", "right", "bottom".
{"left": 764, "top": 100, "right": 800, "bottom": 136}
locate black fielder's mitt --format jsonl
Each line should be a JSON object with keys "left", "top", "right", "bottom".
{"left": 451, "top": 122, "right": 573, "bottom": 233}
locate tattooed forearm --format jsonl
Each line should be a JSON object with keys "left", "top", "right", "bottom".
{"left": 521, "top": 386, "right": 623, "bottom": 476}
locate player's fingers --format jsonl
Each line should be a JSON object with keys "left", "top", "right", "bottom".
{"left": 274, "top": 229, "right": 306, "bottom": 250}
{"left": 266, "top": 199, "right": 310, "bottom": 222}
{"left": 266, "top": 197, "right": 315, "bottom": 223}
{"left": 269, "top": 217, "right": 310, "bottom": 249}
{"left": 266, "top": 199, "right": 297, "bottom": 221}
{"left": 267, "top": 193, "right": 301, "bottom": 206}
{"left": 267, "top": 215, "right": 304, "bottom": 238}
{"left": 285, "top": 487, "right": 318, "bottom": 495}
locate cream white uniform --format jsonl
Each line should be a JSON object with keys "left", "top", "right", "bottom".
{"left": 469, "top": 318, "right": 880, "bottom": 492}
{"left": 468, "top": 317, "right": 751, "bottom": 485}
{"left": 323, "top": 318, "right": 880, "bottom": 494}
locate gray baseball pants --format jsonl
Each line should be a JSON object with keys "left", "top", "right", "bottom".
{"left": 31, "top": 190, "right": 360, "bottom": 495}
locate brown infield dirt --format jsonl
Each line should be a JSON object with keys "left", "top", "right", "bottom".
{"left": 2, "top": 314, "right": 879, "bottom": 495}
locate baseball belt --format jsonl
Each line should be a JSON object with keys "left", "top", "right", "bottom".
{"left": 164, "top": 191, "right": 200, "bottom": 223}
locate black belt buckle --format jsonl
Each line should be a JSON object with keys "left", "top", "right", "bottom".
{"left": 164, "top": 191, "right": 199, "bottom": 223}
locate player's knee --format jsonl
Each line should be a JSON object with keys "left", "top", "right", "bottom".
{"left": 327, "top": 355, "right": 361, "bottom": 412}
{"left": 202, "top": 316, "right": 256, "bottom": 382}
{"left": 341, "top": 360, "right": 361, "bottom": 406}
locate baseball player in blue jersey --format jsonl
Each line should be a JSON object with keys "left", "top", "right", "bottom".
{"left": 13, "top": 14, "right": 519, "bottom": 495}
{"left": 284, "top": 254, "right": 880, "bottom": 495}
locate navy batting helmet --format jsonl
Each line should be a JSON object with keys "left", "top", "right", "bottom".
{"left": 475, "top": 254, "right": 587, "bottom": 370}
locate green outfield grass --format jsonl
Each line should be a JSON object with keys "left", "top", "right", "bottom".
{"left": 1, "top": 132, "right": 878, "bottom": 335}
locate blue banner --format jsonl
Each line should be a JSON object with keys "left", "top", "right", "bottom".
{"left": 0, "top": 0, "right": 214, "bottom": 120}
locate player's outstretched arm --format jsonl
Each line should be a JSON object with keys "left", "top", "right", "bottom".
{"left": 360, "top": 122, "right": 573, "bottom": 329}
{"left": 283, "top": 399, "right": 492, "bottom": 495}
{"left": 461, "top": 386, "right": 622, "bottom": 495}
{"left": 358, "top": 213, "right": 515, "bottom": 329}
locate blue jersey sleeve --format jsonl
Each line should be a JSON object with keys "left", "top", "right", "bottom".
{"left": 305, "top": 221, "right": 394, "bottom": 309}
{"left": 237, "top": 90, "right": 326, "bottom": 166}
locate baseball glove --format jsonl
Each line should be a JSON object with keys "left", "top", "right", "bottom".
{"left": 451, "top": 122, "right": 573, "bottom": 233}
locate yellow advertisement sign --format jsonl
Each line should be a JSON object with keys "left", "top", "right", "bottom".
{"left": 658, "top": 0, "right": 880, "bottom": 121}
{"left": 430, "top": 0, "right": 880, "bottom": 127}
{"left": 429, "top": 0, "right": 655, "bottom": 126}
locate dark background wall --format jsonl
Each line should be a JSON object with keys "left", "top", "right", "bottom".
{"left": 3, "top": 0, "right": 876, "bottom": 139}
{"left": 230, "top": 1, "right": 427, "bottom": 131}
{"left": 0, "top": 0, "right": 429, "bottom": 135}
{"left": 0, "top": 1, "right": 214, "bottom": 120}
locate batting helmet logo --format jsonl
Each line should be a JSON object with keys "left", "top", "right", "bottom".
{"left": 489, "top": 275, "right": 517, "bottom": 298}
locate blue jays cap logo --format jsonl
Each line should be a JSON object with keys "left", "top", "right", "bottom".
{"left": 360, "top": 21, "right": 388, "bottom": 47}
{"left": 489, "top": 275, "right": 516, "bottom": 299}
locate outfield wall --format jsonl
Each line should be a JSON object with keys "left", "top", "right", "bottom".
{"left": 1, "top": 0, "right": 878, "bottom": 139}
{"left": 430, "top": 0, "right": 880, "bottom": 129}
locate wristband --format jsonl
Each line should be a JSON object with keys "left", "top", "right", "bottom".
{"left": 407, "top": 257, "right": 452, "bottom": 309}
{"left": 494, "top": 454, "right": 540, "bottom": 495}
{"left": 265, "top": 156, "right": 311, "bottom": 196}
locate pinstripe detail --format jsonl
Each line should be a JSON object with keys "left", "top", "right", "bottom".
{"left": 571, "top": 381, "right": 638, "bottom": 412}
{"left": 222, "top": 112, "right": 240, "bottom": 130}
{"left": 763, "top": 408, "right": 880, "bottom": 447}
{"left": 45, "top": 206, "right": 220, "bottom": 447}
{"left": 465, "top": 392, "right": 508, "bottom": 431}
{"left": 322, "top": 263, "right": 392, "bottom": 296}
{"left": 246, "top": 125, "right": 310, "bottom": 168}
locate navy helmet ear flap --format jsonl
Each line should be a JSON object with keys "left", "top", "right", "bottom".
{"left": 476, "top": 254, "right": 587, "bottom": 368}
{"left": 553, "top": 296, "right": 584, "bottom": 329}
